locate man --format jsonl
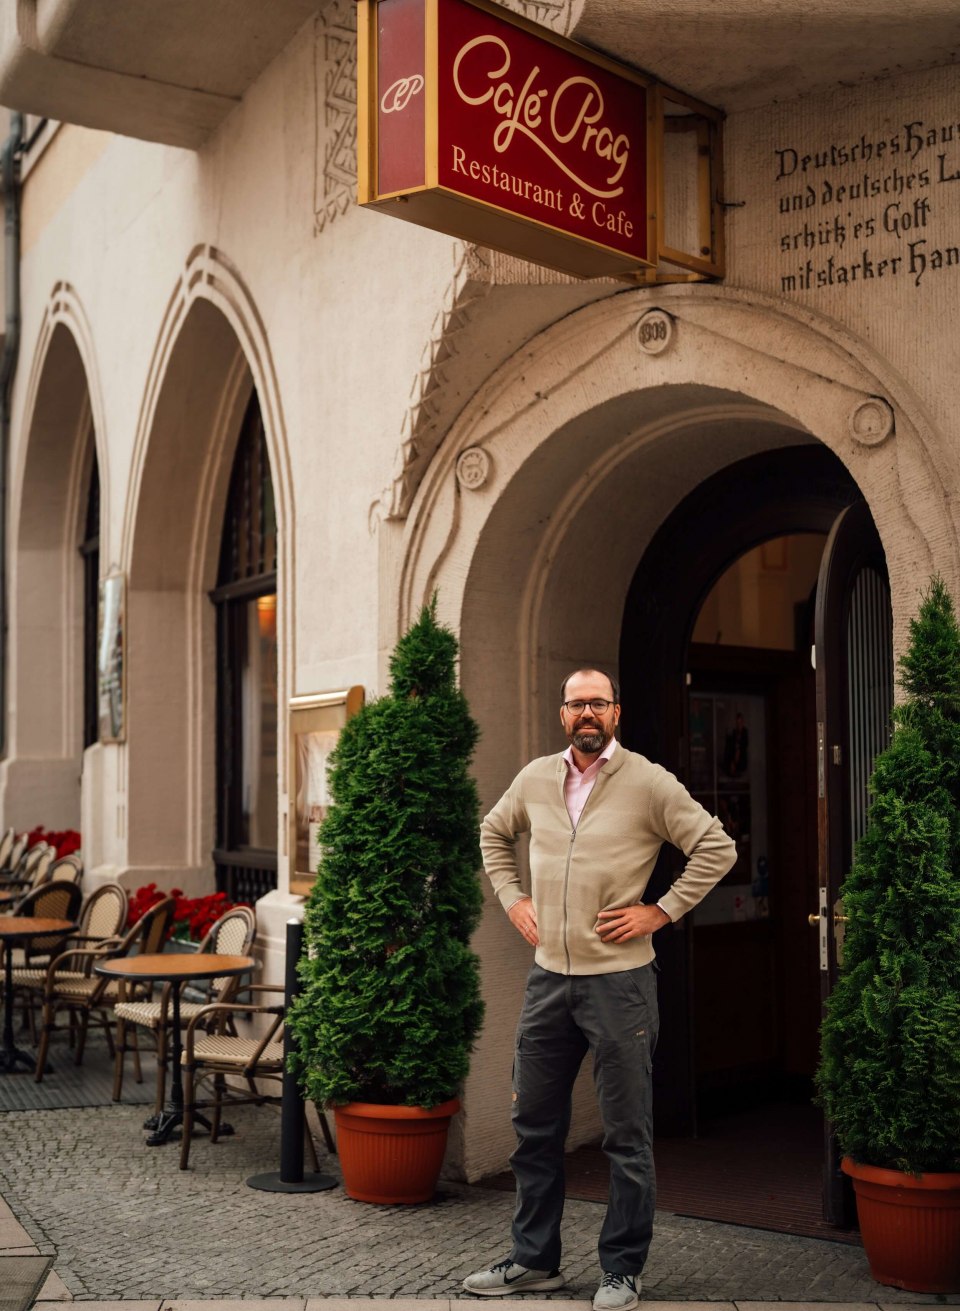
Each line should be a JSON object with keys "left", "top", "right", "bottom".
{"left": 463, "top": 670, "right": 736, "bottom": 1309}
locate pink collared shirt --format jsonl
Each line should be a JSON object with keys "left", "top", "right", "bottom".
{"left": 563, "top": 736, "right": 618, "bottom": 829}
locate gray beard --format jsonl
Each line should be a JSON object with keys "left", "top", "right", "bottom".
{"left": 572, "top": 729, "right": 605, "bottom": 753}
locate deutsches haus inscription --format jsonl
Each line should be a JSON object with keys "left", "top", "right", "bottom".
{"left": 775, "top": 118, "right": 960, "bottom": 292}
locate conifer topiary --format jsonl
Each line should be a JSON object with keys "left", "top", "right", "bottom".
{"left": 817, "top": 576, "right": 960, "bottom": 1172}
{"left": 288, "top": 599, "right": 485, "bottom": 1108}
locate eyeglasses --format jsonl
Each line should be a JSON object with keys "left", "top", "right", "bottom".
{"left": 562, "top": 699, "right": 616, "bottom": 713}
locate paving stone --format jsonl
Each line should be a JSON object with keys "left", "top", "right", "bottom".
{"left": 0, "top": 1214, "right": 35, "bottom": 1247}
{"left": 0, "top": 1104, "right": 958, "bottom": 1304}
{"left": 37, "top": 1269, "right": 73, "bottom": 1300}
{"left": 162, "top": 1303, "right": 304, "bottom": 1311}
{"left": 55, "top": 1304, "right": 162, "bottom": 1310}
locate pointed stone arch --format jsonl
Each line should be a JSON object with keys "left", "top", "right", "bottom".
{"left": 0, "top": 284, "right": 106, "bottom": 829}
{"left": 105, "top": 245, "right": 294, "bottom": 895}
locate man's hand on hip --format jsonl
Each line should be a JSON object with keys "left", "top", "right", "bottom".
{"left": 595, "top": 903, "right": 670, "bottom": 942}
{"left": 507, "top": 896, "right": 540, "bottom": 947}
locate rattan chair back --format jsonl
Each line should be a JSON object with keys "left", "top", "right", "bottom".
{"left": 29, "top": 846, "right": 57, "bottom": 889}
{"left": 134, "top": 896, "right": 177, "bottom": 955}
{"left": 47, "top": 853, "right": 83, "bottom": 886}
{"left": 16, "top": 879, "right": 82, "bottom": 921}
{"left": 0, "top": 827, "right": 15, "bottom": 870}
{"left": 12, "top": 843, "right": 49, "bottom": 886}
{"left": 198, "top": 905, "right": 257, "bottom": 998}
{"left": 77, "top": 883, "right": 128, "bottom": 942}
{"left": 5, "top": 832, "right": 27, "bottom": 875}
{"left": 100, "top": 894, "right": 176, "bottom": 964}
{"left": 14, "top": 880, "right": 83, "bottom": 957}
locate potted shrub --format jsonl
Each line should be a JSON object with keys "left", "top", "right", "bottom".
{"left": 817, "top": 577, "right": 960, "bottom": 1292}
{"left": 288, "top": 600, "right": 485, "bottom": 1204}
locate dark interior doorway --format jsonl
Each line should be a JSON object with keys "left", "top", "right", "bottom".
{"left": 618, "top": 443, "right": 866, "bottom": 1231}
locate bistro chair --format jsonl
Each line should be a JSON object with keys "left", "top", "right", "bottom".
{"left": 112, "top": 904, "right": 257, "bottom": 1114}
{"left": 0, "top": 827, "right": 16, "bottom": 872}
{"left": 3, "top": 843, "right": 56, "bottom": 893}
{"left": 10, "top": 883, "right": 128, "bottom": 1039}
{"left": 179, "top": 983, "right": 334, "bottom": 1170}
{"left": 0, "top": 832, "right": 27, "bottom": 878}
{"left": 34, "top": 895, "right": 176, "bottom": 1082}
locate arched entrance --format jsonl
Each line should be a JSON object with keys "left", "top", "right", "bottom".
{"left": 620, "top": 445, "right": 860, "bottom": 1131}
{"left": 396, "top": 285, "right": 958, "bottom": 1196}
{"left": 619, "top": 444, "right": 891, "bottom": 1231}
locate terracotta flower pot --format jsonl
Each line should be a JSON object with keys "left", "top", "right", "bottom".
{"left": 334, "top": 1098, "right": 460, "bottom": 1204}
{"left": 842, "top": 1156, "right": 960, "bottom": 1292}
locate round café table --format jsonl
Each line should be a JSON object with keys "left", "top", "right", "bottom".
{"left": 96, "top": 952, "right": 255, "bottom": 1146}
{"left": 0, "top": 915, "right": 76, "bottom": 1073}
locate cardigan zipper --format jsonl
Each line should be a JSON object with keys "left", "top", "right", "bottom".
{"left": 562, "top": 777, "right": 603, "bottom": 976}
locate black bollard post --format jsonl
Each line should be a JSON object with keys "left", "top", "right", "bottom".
{"left": 247, "top": 918, "right": 337, "bottom": 1193}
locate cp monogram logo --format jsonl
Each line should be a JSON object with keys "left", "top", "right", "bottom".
{"left": 380, "top": 75, "right": 425, "bottom": 114}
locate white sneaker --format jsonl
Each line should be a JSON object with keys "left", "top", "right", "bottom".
{"left": 463, "top": 1258, "right": 565, "bottom": 1296}
{"left": 593, "top": 1272, "right": 641, "bottom": 1311}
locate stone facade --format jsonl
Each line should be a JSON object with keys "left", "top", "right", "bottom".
{"left": 0, "top": 2, "right": 957, "bottom": 1182}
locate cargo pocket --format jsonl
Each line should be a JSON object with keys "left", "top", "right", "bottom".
{"left": 511, "top": 1032, "right": 522, "bottom": 1119}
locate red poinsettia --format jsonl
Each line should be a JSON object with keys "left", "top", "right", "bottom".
{"left": 127, "top": 883, "right": 248, "bottom": 942}
{"left": 25, "top": 827, "right": 82, "bottom": 859}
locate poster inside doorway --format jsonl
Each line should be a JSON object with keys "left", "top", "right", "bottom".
{"left": 689, "top": 691, "right": 769, "bottom": 925}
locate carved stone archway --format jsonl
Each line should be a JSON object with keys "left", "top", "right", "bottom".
{"left": 394, "top": 282, "right": 959, "bottom": 1180}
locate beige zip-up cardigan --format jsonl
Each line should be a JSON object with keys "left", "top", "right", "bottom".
{"left": 480, "top": 745, "right": 737, "bottom": 975}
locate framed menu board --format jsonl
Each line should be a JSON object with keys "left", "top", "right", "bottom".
{"left": 288, "top": 686, "right": 364, "bottom": 896}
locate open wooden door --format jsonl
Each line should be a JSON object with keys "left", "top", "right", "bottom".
{"left": 814, "top": 499, "right": 893, "bottom": 1224}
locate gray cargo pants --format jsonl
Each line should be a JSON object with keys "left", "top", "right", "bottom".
{"left": 508, "top": 961, "right": 659, "bottom": 1275}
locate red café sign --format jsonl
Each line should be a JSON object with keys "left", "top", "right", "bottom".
{"left": 358, "top": 0, "right": 657, "bottom": 278}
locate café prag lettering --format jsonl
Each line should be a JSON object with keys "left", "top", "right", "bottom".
{"left": 380, "top": 75, "right": 424, "bottom": 114}
{"left": 774, "top": 115, "right": 960, "bottom": 293}
{"left": 359, "top": 0, "right": 666, "bottom": 276}
{"left": 452, "top": 34, "right": 632, "bottom": 197}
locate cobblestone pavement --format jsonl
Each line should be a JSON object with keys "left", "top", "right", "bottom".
{"left": 0, "top": 1104, "right": 957, "bottom": 1304}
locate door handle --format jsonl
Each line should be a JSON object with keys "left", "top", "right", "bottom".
{"left": 809, "top": 899, "right": 849, "bottom": 973}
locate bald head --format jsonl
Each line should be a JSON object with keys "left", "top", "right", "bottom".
{"left": 560, "top": 669, "right": 620, "bottom": 705}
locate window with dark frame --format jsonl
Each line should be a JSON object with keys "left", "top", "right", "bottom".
{"left": 211, "top": 393, "right": 279, "bottom": 904}
{"left": 79, "top": 450, "right": 100, "bottom": 750}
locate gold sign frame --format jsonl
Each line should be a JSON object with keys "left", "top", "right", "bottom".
{"left": 288, "top": 686, "right": 364, "bottom": 897}
{"left": 357, "top": 0, "right": 725, "bottom": 282}
{"left": 647, "top": 84, "right": 725, "bottom": 283}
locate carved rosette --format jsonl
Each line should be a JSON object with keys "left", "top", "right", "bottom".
{"left": 456, "top": 446, "right": 492, "bottom": 490}
{"left": 848, "top": 398, "right": 895, "bottom": 446}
